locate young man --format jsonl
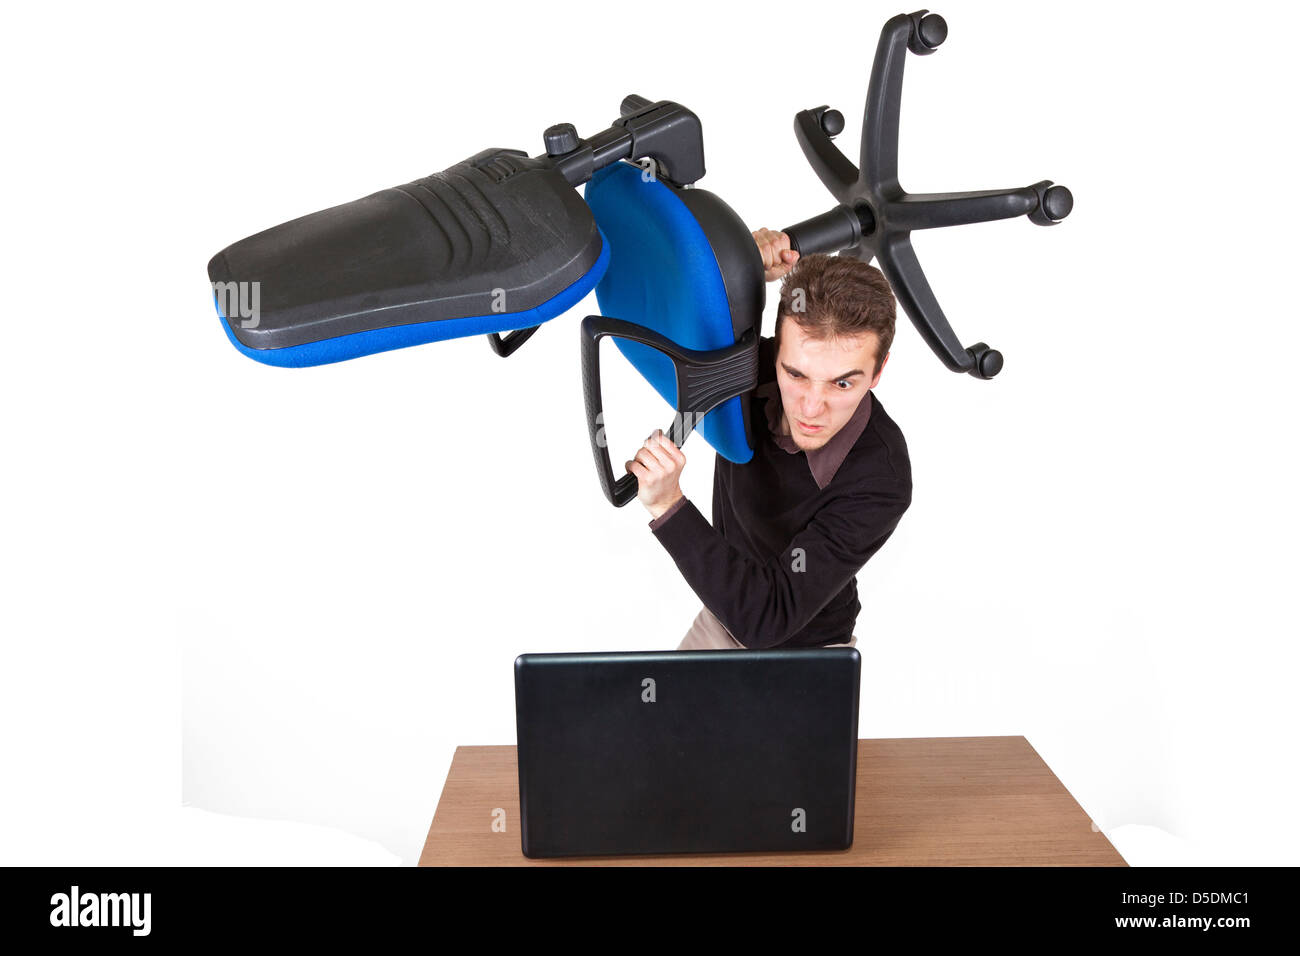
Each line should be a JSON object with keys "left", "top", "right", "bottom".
{"left": 626, "top": 229, "right": 912, "bottom": 650}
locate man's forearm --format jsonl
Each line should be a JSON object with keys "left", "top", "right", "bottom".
{"left": 649, "top": 488, "right": 908, "bottom": 648}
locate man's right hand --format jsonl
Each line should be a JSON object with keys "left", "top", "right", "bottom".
{"left": 752, "top": 228, "right": 799, "bottom": 282}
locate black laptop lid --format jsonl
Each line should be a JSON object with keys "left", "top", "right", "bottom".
{"left": 514, "top": 648, "right": 861, "bottom": 858}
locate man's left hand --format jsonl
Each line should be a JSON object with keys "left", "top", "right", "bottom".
{"left": 626, "top": 429, "right": 685, "bottom": 519}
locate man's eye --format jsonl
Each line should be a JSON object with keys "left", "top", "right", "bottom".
{"left": 836, "top": 380, "right": 852, "bottom": 389}
{"left": 788, "top": 370, "right": 802, "bottom": 379}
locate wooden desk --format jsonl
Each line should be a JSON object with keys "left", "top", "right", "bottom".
{"left": 418, "top": 736, "right": 1126, "bottom": 866}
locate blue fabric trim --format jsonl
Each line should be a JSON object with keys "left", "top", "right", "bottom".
{"left": 215, "top": 229, "right": 611, "bottom": 368}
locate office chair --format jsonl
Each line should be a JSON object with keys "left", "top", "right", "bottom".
{"left": 208, "top": 10, "right": 1072, "bottom": 506}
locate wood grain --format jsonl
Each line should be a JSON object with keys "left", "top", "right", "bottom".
{"left": 417, "top": 736, "right": 1126, "bottom": 866}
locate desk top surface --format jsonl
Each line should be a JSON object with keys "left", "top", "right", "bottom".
{"left": 418, "top": 736, "right": 1125, "bottom": 866}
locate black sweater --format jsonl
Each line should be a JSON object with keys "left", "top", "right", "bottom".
{"left": 649, "top": 335, "right": 912, "bottom": 649}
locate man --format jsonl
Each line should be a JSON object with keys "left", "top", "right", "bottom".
{"left": 625, "top": 229, "right": 912, "bottom": 650}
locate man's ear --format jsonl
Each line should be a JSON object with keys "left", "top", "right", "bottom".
{"left": 870, "top": 351, "right": 890, "bottom": 389}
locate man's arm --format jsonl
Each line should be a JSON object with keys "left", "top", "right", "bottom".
{"left": 649, "top": 483, "right": 910, "bottom": 648}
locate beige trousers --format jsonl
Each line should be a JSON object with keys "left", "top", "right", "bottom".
{"left": 676, "top": 605, "right": 858, "bottom": 650}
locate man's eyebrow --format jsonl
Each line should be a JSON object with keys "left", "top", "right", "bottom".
{"left": 781, "top": 362, "right": 866, "bottom": 380}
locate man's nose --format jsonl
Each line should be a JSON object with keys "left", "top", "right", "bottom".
{"left": 800, "top": 387, "right": 827, "bottom": 417}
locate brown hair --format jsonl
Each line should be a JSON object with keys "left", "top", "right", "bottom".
{"left": 775, "top": 254, "right": 896, "bottom": 377}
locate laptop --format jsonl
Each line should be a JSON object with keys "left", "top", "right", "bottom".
{"left": 514, "top": 648, "right": 861, "bottom": 858}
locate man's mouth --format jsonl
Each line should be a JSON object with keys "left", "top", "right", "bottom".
{"left": 796, "top": 420, "right": 824, "bottom": 433}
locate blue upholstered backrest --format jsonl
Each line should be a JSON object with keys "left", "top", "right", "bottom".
{"left": 583, "top": 161, "right": 753, "bottom": 464}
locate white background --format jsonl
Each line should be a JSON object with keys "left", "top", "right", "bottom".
{"left": 2, "top": 0, "right": 1296, "bottom": 866}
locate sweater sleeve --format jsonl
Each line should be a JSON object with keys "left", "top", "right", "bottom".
{"left": 647, "top": 494, "right": 689, "bottom": 531}
{"left": 649, "top": 481, "right": 911, "bottom": 649}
